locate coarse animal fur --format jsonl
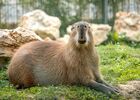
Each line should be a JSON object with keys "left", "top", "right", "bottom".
{"left": 7, "top": 21, "right": 119, "bottom": 96}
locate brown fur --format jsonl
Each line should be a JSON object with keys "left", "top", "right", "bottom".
{"left": 7, "top": 21, "right": 118, "bottom": 96}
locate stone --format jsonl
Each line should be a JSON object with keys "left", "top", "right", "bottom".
{"left": 0, "top": 27, "right": 42, "bottom": 59}
{"left": 66, "top": 23, "right": 111, "bottom": 45}
{"left": 18, "top": 9, "right": 61, "bottom": 39}
{"left": 44, "top": 37, "right": 53, "bottom": 42}
{"left": 57, "top": 34, "right": 70, "bottom": 44}
{"left": 91, "top": 24, "right": 111, "bottom": 45}
{"left": 114, "top": 11, "right": 140, "bottom": 42}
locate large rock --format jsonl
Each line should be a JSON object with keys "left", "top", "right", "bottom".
{"left": 114, "top": 11, "right": 140, "bottom": 42}
{"left": 91, "top": 24, "right": 111, "bottom": 45}
{"left": 18, "top": 9, "right": 61, "bottom": 39}
{"left": 66, "top": 23, "right": 111, "bottom": 45}
{"left": 0, "top": 27, "right": 42, "bottom": 67}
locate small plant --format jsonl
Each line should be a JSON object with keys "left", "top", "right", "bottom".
{"left": 103, "top": 31, "right": 140, "bottom": 48}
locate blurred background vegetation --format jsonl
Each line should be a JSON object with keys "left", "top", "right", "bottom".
{"left": 0, "top": 0, "right": 140, "bottom": 36}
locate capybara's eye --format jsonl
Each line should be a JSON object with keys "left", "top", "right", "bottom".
{"left": 84, "top": 25, "right": 87, "bottom": 28}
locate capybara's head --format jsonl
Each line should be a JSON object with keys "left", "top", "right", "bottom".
{"left": 70, "top": 21, "right": 93, "bottom": 47}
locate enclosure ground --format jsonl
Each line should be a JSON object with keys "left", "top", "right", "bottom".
{"left": 0, "top": 44, "right": 140, "bottom": 100}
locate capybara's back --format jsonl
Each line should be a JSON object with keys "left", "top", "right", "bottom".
{"left": 7, "top": 41, "right": 67, "bottom": 88}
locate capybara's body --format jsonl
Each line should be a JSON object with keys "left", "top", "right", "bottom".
{"left": 7, "top": 21, "right": 118, "bottom": 96}
{"left": 8, "top": 40, "right": 98, "bottom": 87}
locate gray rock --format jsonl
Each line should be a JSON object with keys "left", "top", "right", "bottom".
{"left": 18, "top": 9, "right": 61, "bottom": 39}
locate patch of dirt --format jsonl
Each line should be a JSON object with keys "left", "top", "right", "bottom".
{"left": 118, "top": 80, "right": 140, "bottom": 100}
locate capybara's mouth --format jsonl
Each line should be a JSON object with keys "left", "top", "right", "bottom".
{"left": 78, "top": 40, "right": 86, "bottom": 44}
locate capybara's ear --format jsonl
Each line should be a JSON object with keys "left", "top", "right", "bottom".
{"left": 88, "top": 23, "right": 92, "bottom": 29}
{"left": 88, "top": 23, "right": 93, "bottom": 33}
{"left": 71, "top": 25, "right": 75, "bottom": 31}
{"left": 67, "top": 25, "right": 76, "bottom": 35}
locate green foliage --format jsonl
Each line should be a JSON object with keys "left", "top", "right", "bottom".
{"left": 0, "top": 44, "right": 139, "bottom": 99}
{"left": 107, "top": 31, "right": 119, "bottom": 42}
{"left": 98, "top": 44, "right": 140, "bottom": 84}
{"left": 104, "top": 31, "right": 140, "bottom": 48}
{"left": 0, "top": 23, "right": 17, "bottom": 29}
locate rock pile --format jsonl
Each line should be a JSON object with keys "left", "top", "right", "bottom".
{"left": 114, "top": 11, "right": 140, "bottom": 42}
{"left": 0, "top": 27, "right": 42, "bottom": 67}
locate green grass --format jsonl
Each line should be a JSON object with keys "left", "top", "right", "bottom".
{"left": 0, "top": 44, "right": 140, "bottom": 100}
{"left": 98, "top": 44, "right": 140, "bottom": 84}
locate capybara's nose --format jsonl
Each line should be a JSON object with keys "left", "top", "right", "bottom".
{"left": 78, "top": 39, "right": 86, "bottom": 44}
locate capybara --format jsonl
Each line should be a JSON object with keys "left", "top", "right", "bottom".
{"left": 7, "top": 21, "right": 118, "bottom": 96}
